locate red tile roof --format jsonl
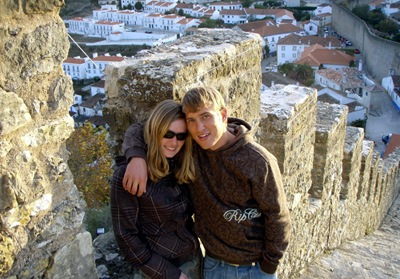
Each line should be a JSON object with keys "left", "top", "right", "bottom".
{"left": 383, "top": 134, "right": 400, "bottom": 159}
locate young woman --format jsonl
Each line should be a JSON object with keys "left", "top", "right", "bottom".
{"left": 110, "top": 100, "right": 201, "bottom": 279}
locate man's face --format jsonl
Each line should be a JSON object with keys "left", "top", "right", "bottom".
{"left": 185, "top": 105, "right": 228, "bottom": 150}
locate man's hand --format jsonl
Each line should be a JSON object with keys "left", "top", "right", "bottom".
{"left": 179, "top": 273, "right": 188, "bottom": 279}
{"left": 123, "top": 157, "right": 148, "bottom": 196}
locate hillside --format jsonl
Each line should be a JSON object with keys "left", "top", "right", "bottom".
{"left": 60, "top": 0, "right": 96, "bottom": 19}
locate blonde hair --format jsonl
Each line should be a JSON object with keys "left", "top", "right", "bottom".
{"left": 182, "top": 86, "right": 226, "bottom": 114}
{"left": 144, "top": 100, "right": 195, "bottom": 184}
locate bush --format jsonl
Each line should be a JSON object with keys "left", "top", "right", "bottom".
{"left": 85, "top": 205, "right": 112, "bottom": 239}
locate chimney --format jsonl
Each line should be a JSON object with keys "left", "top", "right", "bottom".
{"left": 93, "top": 52, "right": 98, "bottom": 58}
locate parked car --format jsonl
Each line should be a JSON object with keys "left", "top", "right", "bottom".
{"left": 346, "top": 40, "right": 353, "bottom": 46}
{"left": 354, "top": 48, "right": 360, "bottom": 54}
{"left": 145, "top": 31, "right": 153, "bottom": 34}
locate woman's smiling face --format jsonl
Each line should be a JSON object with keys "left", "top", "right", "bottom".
{"left": 160, "top": 119, "right": 187, "bottom": 158}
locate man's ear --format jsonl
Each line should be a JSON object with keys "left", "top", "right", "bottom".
{"left": 220, "top": 107, "right": 228, "bottom": 122}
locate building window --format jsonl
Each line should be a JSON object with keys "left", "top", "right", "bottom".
{"left": 293, "top": 46, "right": 296, "bottom": 51}
{"left": 281, "top": 46, "right": 285, "bottom": 51}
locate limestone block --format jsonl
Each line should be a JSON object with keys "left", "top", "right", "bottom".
{"left": 341, "top": 127, "right": 364, "bottom": 200}
{"left": 46, "top": 232, "right": 98, "bottom": 279}
{"left": 310, "top": 102, "right": 348, "bottom": 200}
{"left": 0, "top": 90, "right": 32, "bottom": 136}
{"left": 21, "top": 116, "right": 74, "bottom": 147}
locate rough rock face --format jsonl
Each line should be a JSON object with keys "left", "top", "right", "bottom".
{"left": 0, "top": 1, "right": 97, "bottom": 278}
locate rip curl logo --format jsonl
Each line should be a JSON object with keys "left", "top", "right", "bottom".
{"left": 223, "top": 208, "right": 261, "bottom": 223}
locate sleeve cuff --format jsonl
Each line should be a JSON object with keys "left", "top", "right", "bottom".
{"left": 260, "top": 259, "right": 278, "bottom": 274}
{"left": 125, "top": 147, "right": 147, "bottom": 162}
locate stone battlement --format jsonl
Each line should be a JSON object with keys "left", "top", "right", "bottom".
{"left": 104, "top": 29, "right": 400, "bottom": 278}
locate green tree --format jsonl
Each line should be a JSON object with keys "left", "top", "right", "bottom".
{"left": 135, "top": 1, "right": 143, "bottom": 11}
{"left": 367, "top": 10, "right": 386, "bottom": 27}
{"left": 242, "top": 0, "right": 253, "bottom": 8}
{"left": 67, "top": 122, "right": 113, "bottom": 208}
{"left": 377, "top": 19, "right": 399, "bottom": 35}
{"left": 352, "top": 4, "right": 370, "bottom": 21}
{"left": 199, "top": 19, "right": 218, "bottom": 28}
{"left": 178, "top": 8, "right": 184, "bottom": 16}
{"left": 393, "top": 33, "right": 400, "bottom": 42}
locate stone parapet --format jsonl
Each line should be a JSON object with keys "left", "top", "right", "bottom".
{"left": 104, "top": 29, "right": 263, "bottom": 155}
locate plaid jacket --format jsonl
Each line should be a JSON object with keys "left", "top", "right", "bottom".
{"left": 110, "top": 158, "right": 199, "bottom": 279}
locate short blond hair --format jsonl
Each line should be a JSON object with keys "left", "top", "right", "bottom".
{"left": 182, "top": 86, "right": 226, "bottom": 113}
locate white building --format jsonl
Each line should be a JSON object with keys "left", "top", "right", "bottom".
{"left": 208, "top": 1, "right": 243, "bottom": 11}
{"left": 382, "top": 74, "right": 400, "bottom": 111}
{"left": 314, "top": 4, "right": 332, "bottom": 15}
{"left": 87, "top": 54, "right": 125, "bottom": 79}
{"left": 145, "top": 1, "right": 177, "bottom": 14}
{"left": 317, "top": 87, "right": 367, "bottom": 123}
{"left": 219, "top": 9, "right": 248, "bottom": 24}
{"left": 63, "top": 57, "right": 88, "bottom": 80}
{"left": 276, "top": 34, "right": 341, "bottom": 65}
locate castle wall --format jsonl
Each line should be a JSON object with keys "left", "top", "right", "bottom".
{"left": 0, "top": 1, "right": 97, "bottom": 278}
{"left": 332, "top": 2, "right": 400, "bottom": 81}
{"left": 1, "top": 4, "right": 400, "bottom": 278}
{"left": 105, "top": 29, "right": 400, "bottom": 278}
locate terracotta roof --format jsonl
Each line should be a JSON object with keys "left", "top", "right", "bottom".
{"left": 92, "top": 80, "right": 105, "bottom": 88}
{"left": 237, "top": 19, "right": 275, "bottom": 32}
{"left": 92, "top": 56, "right": 124, "bottom": 62}
{"left": 175, "top": 3, "right": 194, "bottom": 8}
{"left": 297, "top": 44, "right": 355, "bottom": 67}
{"left": 315, "top": 68, "right": 363, "bottom": 88}
{"left": 254, "top": 24, "right": 303, "bottom": 37}
{"left": 80, "top": 93, "right": 105, "bottom": 108}
{"left": 64, "top": 57, "right": 85, "bottom": 64}
{"left": 383, "top": 134, "right": 400, "bottom": 159}
{"left": 220, "top": 9, "right": 246, "bottom": 15}
{"left": 278, "top": 34, "right": 341, "bottom": 48}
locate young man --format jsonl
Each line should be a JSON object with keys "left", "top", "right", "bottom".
{"left": 122, "top": 86, "right": 291, "bottom": 279}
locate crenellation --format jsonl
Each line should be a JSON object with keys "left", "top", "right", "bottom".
{"left": 341, "top": 127, "right": 364, "bottom": 201}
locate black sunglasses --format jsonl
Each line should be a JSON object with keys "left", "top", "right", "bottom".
{"left": 163, "top": 130, "right": 188, "bottom": 141}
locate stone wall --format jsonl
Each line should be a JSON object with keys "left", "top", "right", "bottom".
{"left": 332, "top": 2, "right": 400, "bottom": 81}
{"left": 0, "top": 1, "right": 97, "bottom": 278}
{"left": 105, "top": 29, "right": 400, "bottom": 278}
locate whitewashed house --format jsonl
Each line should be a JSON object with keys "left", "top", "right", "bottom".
{"left": 86, "top": 53, "right": 124, "bottom": 79}
{"left": 209, "top": 1, "right": 243, "bottom": 11}
{"left": 68, "top": 17, "right": 97, "bottom": 35}
{"left": 382, "top": 73, "right": 400, "bottom": 111}
{"left": 277, "top": 34, "right": 341, "bottom": 65}
{"left": 63, "top": 57, "right": 88, "bottom": 80}
{"left": 145, "top": 1, "right": 177, "bottom": 14}
{"left": 219, "top": 9, "right": 248, "bottom": 24}
{"left": 93, "top": 20, "right": 125, "bottom": 37}
{"left": 317, "top": 86, "right": 368, "bottom": 123}
{"left": 315, "top": 67, "right": 371, "bottom": 112}
{"left": 90, "top": 80, "right": 106, "bottom": 97}
{"left": 314, "top": 4, "right": 332, "bottom": 16}
{"left": 79, "top": 93, "right": 106, "bottom": 117}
